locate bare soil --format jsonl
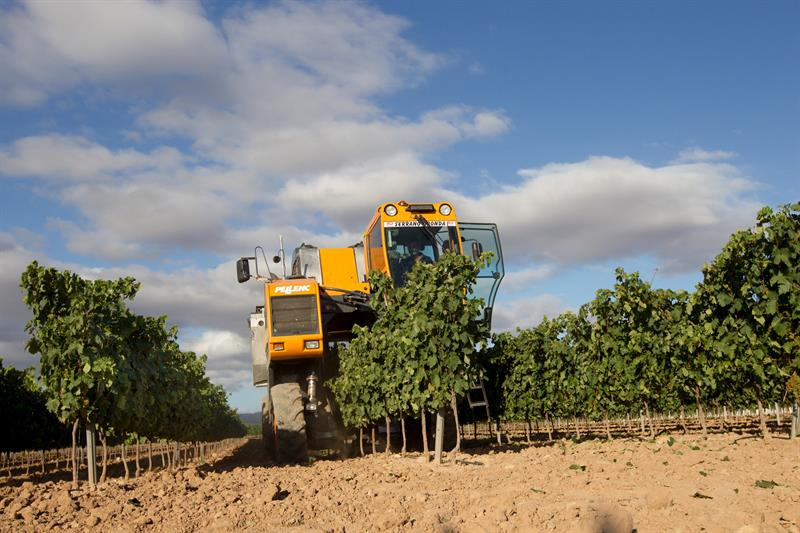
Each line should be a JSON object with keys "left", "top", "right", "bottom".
{"left": 1, "top": 432, "right": 798, "bottom": 532}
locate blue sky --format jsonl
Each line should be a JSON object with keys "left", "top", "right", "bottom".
{"left": 0, "top": 0, "right": 797, "bottom": 412}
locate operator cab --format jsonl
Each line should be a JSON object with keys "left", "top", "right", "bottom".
{"left": 365, "top": 201, "right": 504, "bottom": 324}
{"left": 384, "top": 223, "right": 459, "bottom": 286}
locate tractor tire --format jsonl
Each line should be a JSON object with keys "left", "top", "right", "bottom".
{"left": 261, "top": 394, "right": 276, "bottom": 461}
{"left": 271, "top": 382, "right": 308, "bottom": 464}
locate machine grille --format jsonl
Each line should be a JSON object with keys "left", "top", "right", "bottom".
{"left": 270, "top": 295, "right": 319, "bottom": 336}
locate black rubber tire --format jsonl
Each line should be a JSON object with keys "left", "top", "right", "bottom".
{"left": 272, "top": 382, "right": 308, "bottom": 464}
{"left": 261, "top": 394, "right": 276, "bottom": 461}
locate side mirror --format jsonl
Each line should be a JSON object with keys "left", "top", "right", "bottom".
{"left": 471, "top": 241, "right": 483, "bottom": 261}
{"left": 236, "top": 258, "right": 251, "bottom": 283}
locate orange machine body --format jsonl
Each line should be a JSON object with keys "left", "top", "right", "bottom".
{"left": 265, "top": 279, "right": 324, "bottom": 361}
{"left": 363, "top": 201, "right": 462, "bottom": 286}
{"left": 260, "top": 201, "right": 492, "bottom": 362}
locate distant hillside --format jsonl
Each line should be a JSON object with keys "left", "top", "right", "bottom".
{"left": 238, "top": 412, "right": 261, "bottom": 425}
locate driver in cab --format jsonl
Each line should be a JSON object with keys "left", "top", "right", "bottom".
{"left": 399, "top": 235, "right": 433, "bottom": 280}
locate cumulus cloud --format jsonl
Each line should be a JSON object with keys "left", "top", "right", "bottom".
{"left": 184, "top": 329, "right": 248, "bottom": 360}
{"left": 277, "top": 153, "right": 448, "bottom": 231}
{"left": 502, "top": 266, "right": 557, "bottom": 290}
{"left": 0, "top": 135, "right": 156, "bottom": 181}
{"left": 196, "top": 107, "right": 509, "bottom": 178}
{"left": 183, "top": 329, "right": 251, "bottom": 389}
{"left": 449, "top": 155, "right": 760, "bottom": 272}
{"left": 0, "top": 1, "right": 509, "bottom": 261}
{"left": 0, "top": 0, "right": 226, "bottom": 105}
{"left": 491, "top": 294, "right": 570, "bottom": 332}
{"left": 0, "top": 236, "right": 36, "bottom": 369}
{"left": 60, "top": 182, "right": 234, "bottom": 247}
{"left": 134, "top": 0, "right": 452, "bottom": 173}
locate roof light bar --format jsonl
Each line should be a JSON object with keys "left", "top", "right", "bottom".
{"left": 406, "top": 203, "right": 435, "bottom": 213}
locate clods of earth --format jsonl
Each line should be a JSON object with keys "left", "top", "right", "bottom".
{"left": 1, "top": 433, "right": 798, "bottom": 532}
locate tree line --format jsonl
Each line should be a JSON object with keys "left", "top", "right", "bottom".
{"left": 0, "top": 359, "right": 70, "bottom": 454}
{"left": 7, "top": 261, "right": 246, "bottom": 485}
{"left": 485, "top": 203, "right": 799, "bottom": 439}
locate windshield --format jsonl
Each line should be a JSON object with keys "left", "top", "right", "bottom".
{"left": 384, "top": 223, "right": 460, "bottom": 286}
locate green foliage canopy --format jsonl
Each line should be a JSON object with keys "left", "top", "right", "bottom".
{"left": 332, "top": 252, "right": 491, "bottom": 428}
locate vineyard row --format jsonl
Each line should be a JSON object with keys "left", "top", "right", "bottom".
{"left": 0, "top": 438, "right": 245, "bottom": 481}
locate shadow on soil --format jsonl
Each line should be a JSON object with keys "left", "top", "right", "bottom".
{"left": 5, "top": 421, "right": 792, "bottom": 485}
{"left": 201, "top": 437, "right": 274, "bottom": 473}
{"left": 207, "top": 420, "right": 796, "bottom": 474}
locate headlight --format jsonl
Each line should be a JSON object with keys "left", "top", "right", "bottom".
{"left": 304, "top": 340, "right": 320, "bottom": 349}
{"left": 439, "top": 203, "right": 452, "bottom": 216}
{"left": 384, "top": 204, "right": 398, "bottom": 216}
{"left": 272, "top": 342, "right": 284, "bottom": 351}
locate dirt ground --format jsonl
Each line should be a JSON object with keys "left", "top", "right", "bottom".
{"left": 1, "top": 432, "right": 798, "bottom": 533}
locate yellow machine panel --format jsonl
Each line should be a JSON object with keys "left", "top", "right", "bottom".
{"left": 364, "top": 201, "right": 463, "bottom": 285}
{"left": 265, "top": 280, "right": 324, "bottom": 360}
{"left": 366, "top": 218, "right": 387, "bottom": 273}
{"left": 319, "top": 248, "right": 368, "bottom": 293}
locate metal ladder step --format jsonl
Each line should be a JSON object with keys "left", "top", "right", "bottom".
{"left": 466, "top": 380, "right": 493, "bottom": 439}
{"left": 467, "top": 382, "right": 489, "bottom": 408}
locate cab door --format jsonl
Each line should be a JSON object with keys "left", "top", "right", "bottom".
{"left": 458, "top": 222, "right": 504, "bottom": 327}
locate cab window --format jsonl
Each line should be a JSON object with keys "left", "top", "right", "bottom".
{"left": 368, "top": 221, "right": 386, "bottom": 271}
{"left": 384, "top": 225, "right": 459, "bottom": 286}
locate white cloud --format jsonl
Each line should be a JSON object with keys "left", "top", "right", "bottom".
{"left": 59, "top": 181, "right": 234, "bottom": 247}
{"left": 81, "top": 261, "right": 260, "bottom": 334}
{"left": 183, "top": 329, "right": 251, "bottom": 389}
{"left": 221, "top": 1, "right": 441, "bottom": 96}
{"left": 192, "top": 107, "right": 509, "bottom": 178}
{"left": 227, "top": 224, "right": 363, "bottom": 258}
{"left": 491, "top": 294, "right": 569, "bottom": 332}
{"left": 277, "top": 153, "right": 448, "bottom": 231}
{"left": 48, "top": 221, "right": 146, "bottom": 261}
{"left": 0, "top": 135, "right": 155, "bottom": 181}
{"left": 672, "top": 147, "right": 737, "bottom": 164}
{"left": 503, "top": 265, "right": 557, "bottom": 290}
{"left": 134, "top": 1, "right": 451, "bottom": 172}
{"left": 0, "top": 237, "right": 36, "bottom": 369}
{"left": 27, "top": 1, "right": 224, "bottom": 76}
{"left": 449, "top": 155, "right": 760, "bottom": 272}
{"left": 0, "top": 0, "right": 226, "bottom": 105}
{"left": 184, "top": 329, "right": 248, "bottom": 360}
{"left": 472, "top": 111, "right": 510, "bottom": 137}
{"left": 0, "top": 2, "right": 510, "bottom": 262}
